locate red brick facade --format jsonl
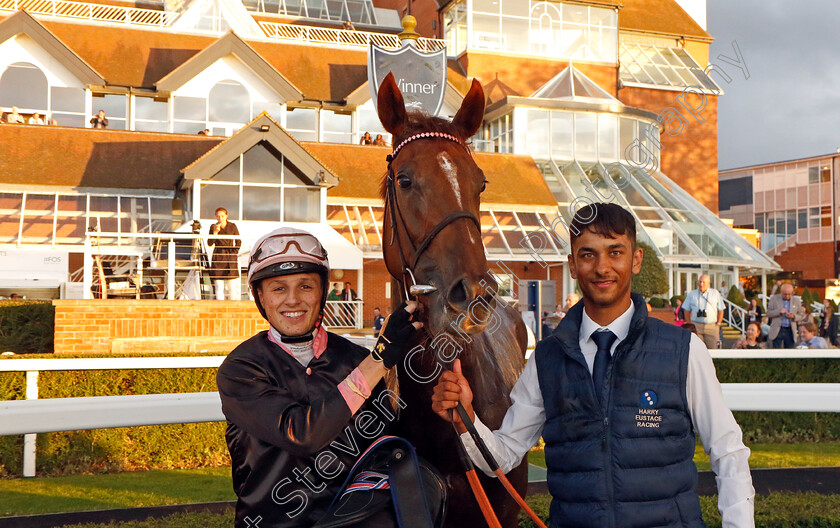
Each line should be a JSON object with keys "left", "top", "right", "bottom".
{"left": 53, "top": 300, "right": 268, "bottom": 355}
{"left": 773, "top": 242, "right": 836, "bottom": 281}
{"left": 618, "top": 87, "right": 719, "bottom": 212}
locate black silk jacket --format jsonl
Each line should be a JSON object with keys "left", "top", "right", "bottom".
{"left": 217, "top": 331, "right": 394, "bottom": 527}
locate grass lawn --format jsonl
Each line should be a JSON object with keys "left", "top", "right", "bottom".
{"left": 527, "top": 441, "right": 840, "bottom": 471}
{"left": 1, "top": 442, "right": 838, "bottom": 523}
{"left": 0, "top": 467, "right": 234, "bottom": 517}
{"left": 44, "top": 493, "right": 840, "bottom": 528}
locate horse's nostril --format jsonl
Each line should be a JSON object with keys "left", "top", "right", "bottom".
{"left": 447, "top": 278, "right": 469, "bottom": 308}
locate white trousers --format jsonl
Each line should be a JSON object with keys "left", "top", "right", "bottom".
{"left": 215, "top": 278, "right": 240, "bottom": 300}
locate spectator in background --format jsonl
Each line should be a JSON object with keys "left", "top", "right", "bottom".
{"left": 767, "top": 283, "right": 805, "bottom": 349}
{"left": 50, "top": 118, "right": 58, "bottom": 126}
{"left": 820, "top": 300, "right": 839, "bottom": 347}
{"left": 208, "top": 207, "right": 241, "bottom": 300}
{"left": 735, "top": 322, "right": 764, "bottom": 350}
{"left": 683, "top": 274, "right": 725, "bottom": 349}
{"left": 564, "top": 293, "right": 580, "bottom": 312}
{"left": 373, "top": 306, "right": 385, "bottom": 338}
{"left": 90, "top": 109, "right": 108, "bottom": 129}
{"left": 801, "top": 305, "right": 816, "bottom": 327}
{"left": 327, "top": 282, "right": 341, "bottom": 301}
{"left": 746, "top": 298, "right": 763, "bottom": 325}
{"left": 359, "top": 131, "right": 372, "bottom": 145}
{"left": 27, "top": 112, "right": 45, "bottom": 125}
{"left": 342, "top": 19, "right": 356, "bottom": 30}
{"left": 798, "top": 322, "right": 828, "bottom": 349}
{"left": 9, "top": 293, "right": 21, "bottom": 300}
{"left": 770, "top": 280, "right": 782, "bottom": 297}
{"left": 7, "top": 107, "right": 24, "bottom": 124}
{"left": 373, "top": 134, "right": 387, "bottom": 146}
{"left": 342, "top": 281, "right": 357, "bottom": 301}
{"left": 198, "top": 129, "right": 210, "bottom": 135}
{"left": 718, "top": 280, "right": 728, "bottom": 297}
{"left": 674, "top": 297, "right": 686, "bottom": 326}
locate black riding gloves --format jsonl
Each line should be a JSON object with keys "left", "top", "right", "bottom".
{"left": 371, "top": 302, "right": 418, "bottom": 369}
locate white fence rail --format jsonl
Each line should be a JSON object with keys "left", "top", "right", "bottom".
{"left": 258, "top": 20, "right": 445, "bottom": 51}
{"left": 0, "top": 0, "right": 177, "bottom": 26}
{"left": 2, "top": 350, "right": 839, "bottom": 476}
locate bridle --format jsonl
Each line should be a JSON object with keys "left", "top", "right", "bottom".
{"left": 384, "top": 132, "right": 482, "bottom": 300}
{"left": 383, "top": 132, "right": 549, "bottom": 528}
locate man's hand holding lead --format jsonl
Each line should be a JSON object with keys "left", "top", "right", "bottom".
{"left": 431, "top": 359, "right": 475, "bottom": 434}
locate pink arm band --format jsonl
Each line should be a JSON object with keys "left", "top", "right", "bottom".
{"left": 337, "top": 367, "right": 372, "bottom": 414}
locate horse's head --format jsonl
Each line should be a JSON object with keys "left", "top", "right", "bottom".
{"left": 377, "top": 72, "right": 494, "bottom": 337}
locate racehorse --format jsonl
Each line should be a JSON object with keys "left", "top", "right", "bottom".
{"left": 376, "top": 72, "right": 529, "bottom": 528}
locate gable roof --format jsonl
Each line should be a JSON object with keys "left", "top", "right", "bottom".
{"left": 307, "top": 142, "right": 557, "bottom": 210}
{"left": 30, "top": 18, "right": 372, "bottom": 99}
{"left": 619, "top": 0, "right": 712, "bottom": 41}
{"left": 531, "top": 65, "right": 621, "bottom": 103}
{"left": 156, "top": 30, "right": 301, "bottom": 100}
{"left": 181, "top": 113, "right": 339, "bottom": 187}
{"left": 0, "top": 123, "right": 220, "bottom": 190}
{"left": 0, "top": 11, "right": 105, "bottom": 86}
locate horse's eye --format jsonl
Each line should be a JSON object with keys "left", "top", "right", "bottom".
{"left": 397, "top": 176, "right": 412, "bottom": 189}
{"left": 480, "top": 180, "right": 488, "bottom": 193}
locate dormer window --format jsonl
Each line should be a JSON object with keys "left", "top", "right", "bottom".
{"left": 197, "top": 142, "right": 321, "bottom": 223}
{"left": 443, "top": 0, "right": 617, "bottom": 63}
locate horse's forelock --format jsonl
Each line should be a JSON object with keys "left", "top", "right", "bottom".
{"left": 379, "top": 111, "right": 473, "bottom": 200}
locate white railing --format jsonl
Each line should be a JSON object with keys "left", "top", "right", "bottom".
{"left": 324, "top": 300, "right": 364, "bottom": 329}
{"left": 0, "top": 0, "right": 178, "bottom": 27}
{"left": 258, "top": 20, "right": 445, "bottom": 51}
{"left": 2, "top": 350, "right": 839, "bottom": 476}
{"left": 84, "top": 231, "right": 240, "bottom": 301}
{"left": 722, "top": 297, "right": 749, "bottom": 336}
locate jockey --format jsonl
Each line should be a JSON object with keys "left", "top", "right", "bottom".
{"left": 217, "top": 227, "right": 424, "bottom": 527}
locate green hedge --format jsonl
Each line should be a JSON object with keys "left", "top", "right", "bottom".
{"left": 0, "top": 301, "right": 54, "bottom": 354}
{"left": 0, "top": 353, "right": 229, "bottom": 477}
{"left": 715, "top": 358, "right": 840, "bottom": 442}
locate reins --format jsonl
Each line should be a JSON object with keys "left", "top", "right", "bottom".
{"left": 383, "top": 132, "right": 547, "bottom": 528}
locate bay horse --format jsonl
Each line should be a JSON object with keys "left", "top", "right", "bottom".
{"left": 376, "top": 72, "right": 529, "bottom": 528}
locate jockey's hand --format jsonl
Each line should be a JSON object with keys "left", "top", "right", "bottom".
{"left": 372, "top": 301, "right": 422, "bottom": 369}
{"left": 431, "top": 359, "right": 474, "bottom": 434}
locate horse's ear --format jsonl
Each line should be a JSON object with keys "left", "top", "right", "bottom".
{"left": 451, "top": 78, "right": 485, "bottom": 139}
{"left": 377, "top": 72, "right": 407, "bottom": 137}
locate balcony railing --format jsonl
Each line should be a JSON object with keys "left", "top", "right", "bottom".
{"left": 258, "top": 20, "right": 445, "bottom": 51}
{"left": 0, "top": 0, "right": 178, "bottom": 27}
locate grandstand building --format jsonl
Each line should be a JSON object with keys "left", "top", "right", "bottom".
{"left": 0, "top": 0, "right": 778, "bottom": 330}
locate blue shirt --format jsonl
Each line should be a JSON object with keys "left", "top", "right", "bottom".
{"left": 781, "top": 299, "right": 791, "bottom": 327}
{"left": 683, "top": 287, "right": 725, "bottom": 324}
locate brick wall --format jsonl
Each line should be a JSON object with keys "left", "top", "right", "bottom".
{"left": 618, "top": 87, "right": 719, "bottom": 212}
{"left": 53, "top": 300, "right": 268, "bottom": 355}
{"left": 774, "top": 241, "right": 835, "bottom": 281}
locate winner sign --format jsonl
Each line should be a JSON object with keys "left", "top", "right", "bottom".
{"left": 368, "top": 43, "right": 447, "bottom": 116}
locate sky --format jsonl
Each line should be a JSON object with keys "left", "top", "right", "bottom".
{"left": 707, "top": 0, "right": 840, "bottom": 170}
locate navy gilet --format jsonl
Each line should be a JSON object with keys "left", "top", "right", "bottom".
{"left": 534, "top": 293, "right": 704, "bottom": 527}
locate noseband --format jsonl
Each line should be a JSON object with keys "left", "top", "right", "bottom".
{"left": 385, "top": 132, "right": 482, "bottom": 299}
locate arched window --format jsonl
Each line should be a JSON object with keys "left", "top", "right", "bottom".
{"left": 0, "top": 62, "right": 48, "bottom": 110}
{"left": 208, "top": 80, "right": 250, "bottom": 124}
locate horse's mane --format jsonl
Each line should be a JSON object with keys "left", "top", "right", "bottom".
{"left": 379, "top": 111, "right": 468, "bottom": 200}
